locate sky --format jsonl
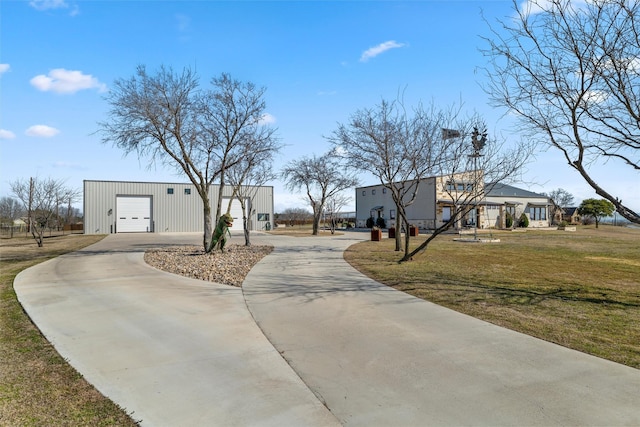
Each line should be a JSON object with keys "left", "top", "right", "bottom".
{"left": 1, "top": 0, "right": 638, "bottom": 214}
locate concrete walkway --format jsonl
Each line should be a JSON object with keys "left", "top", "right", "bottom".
{"left": 14, "top": 231, "right": 640, "bottom": 426}
{"left": 14, "top": 233, "right": 339, "bottom": 427}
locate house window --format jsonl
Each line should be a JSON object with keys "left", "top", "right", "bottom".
{"left": 382, "top": 188, "right": 387, "bottom": 194}
{"left": 390, "top": 209, "right": 396, "bottom": 219}
{"left": 442, "top": 206, "right": 451, "bottom": 222}
{"left": 167, "top": 188, "right": 174, "bottom": 195}
{"left": 372, "top": 189, "right": 376, "bottom": 195}
{"left": 362, "top": 190, "right": 366, "bottom": 196}
{"left": 529, "top": 207, "right": 547, "bottom": 220}
{"left": 258, "top": 213, "right": 269, "bottom": 221}
{"left": 184, "top": 188, "right": 191, "bottom": 195}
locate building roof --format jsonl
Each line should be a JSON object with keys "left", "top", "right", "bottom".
{"left": 563, "top": 207, "right": 579, "bottom": 215}
{"left": 485, "top": 183, "right": 548, "bottom": 199}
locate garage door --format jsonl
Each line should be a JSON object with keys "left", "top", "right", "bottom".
{"left": 117, "top": 196, "right": 152, "bottom": 233}
{"left": 221, "top": 198, "right": 245, "bottom": 231}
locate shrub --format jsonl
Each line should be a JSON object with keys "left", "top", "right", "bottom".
{"left": 518, "top": 213, "right": 529, "bottom": 228}
{"left": 366, "top": 216, "right": 375, "bottom": 228}
{"left": 505, "top": 212, "right": 514, "bottom": 228}
{"left": 376, "top": 217, "right": 387, "bottom": 229}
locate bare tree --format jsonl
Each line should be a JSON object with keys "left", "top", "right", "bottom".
{"left": 281, "top": 153, "right": 359, "bottom": 235}
{"left": 401, "top": 127, "right": 532, "bottom": 262}
{"left": 278, "top": 207, "right": 312, "bottom": 227}
{"left": 324, "top": 193, "right": 352, "bottom": 234}
{"left": 10, "top": 177, "right": 71, "bottom": 247}
{"left": 545, "top": 188, "right": 575, "bottom": 224}
{"left": 482, "top": 0, "right": 640, "bottom": 224}
{"left": 226, "top": 142, "right": 281, "bottom": 245}
{"left": 0, "top": 196, "right": 24, "bottom": 238}
{"left": 329, "top": 98, "right": 468, "bottom": 254}
{"left": 98, "top": 66, "right": 277, "bottom": 251}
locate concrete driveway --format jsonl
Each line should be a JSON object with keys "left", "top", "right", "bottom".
{"left": 15, "top": 231, "right": 640, "bottom": 426}
{"left": 14, "top": 232, "right": 339, "bottom": 427}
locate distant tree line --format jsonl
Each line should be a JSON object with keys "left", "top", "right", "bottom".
{"left": 3, "top": 177, "right": 82, "bottom": 245}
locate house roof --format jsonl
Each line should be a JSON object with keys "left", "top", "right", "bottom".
{"left": 485, "top": 183, "right": 548, "bottom": 199}
{"left": 564, "top": 207, "right": 579, "bottom": 215}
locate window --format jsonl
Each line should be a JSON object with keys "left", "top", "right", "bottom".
{"left": 362, "top": 190, "right": 366, "bottom": 196}
{"left": 442, "top": 206, "right": 451, "bottom": 222}
{"left": 382, "top": 188, "right": 387, "bottom": 194}
{"left": 184, "top": 188, "right": 191, "bottom": 195}
{"left": 167, "top": 188, "right": 174, "bottom": 195}
{"left": 529, "top": 207, "right": 547, "bottom": 220}
{"left": 390, "top": 209, "right": 396, "bottom": 219}
{"left": 372, "top": 189, "right": 376, "bottom": 195}
{"left": 258, "top": 213, "right": 270, "bottom": 221}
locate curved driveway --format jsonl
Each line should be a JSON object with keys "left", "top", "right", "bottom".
{"left": 15, "top": 231, "right": 640, "bottom": 426}
{"left": 14, "top": 232, "right": 339, "bottom": 427}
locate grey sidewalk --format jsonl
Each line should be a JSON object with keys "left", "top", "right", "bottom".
{"left": 242, "top": 232, "right": 640, "bottom": 426}
{"left": 14, "top": 231, "right": 640, "bottom": 426}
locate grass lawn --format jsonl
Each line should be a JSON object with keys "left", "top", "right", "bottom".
{"left": 344, "top": 225, "right": 640, "bottom": 369}
{"left": 0, "top": 234, "right": 139, "bottom": 426}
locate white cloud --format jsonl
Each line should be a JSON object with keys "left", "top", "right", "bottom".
{"left": 30, "top": 68, "right": 107, "bottom": 94}
{"left": 25, "top": 125, "right": 60, "bottom": 137}
{"left": 29, "top": 0, "right": 68, "bottom": 11}
{"left": 518, "top": 0, "right": 587, "bottom": 17}
{"left": 0, "top": 129, "right": 16, "bottom": 139}
{"left": 0, "top": 64, "right": 9, "bottom": 75}
{"left": 360, "top": 40, "right": 406, "bottom": 62}
{"left": 259, "top": 113, "right": 277, "bottom": 125}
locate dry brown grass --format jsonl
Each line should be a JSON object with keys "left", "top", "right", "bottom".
{"left": 344, "top": 225, "right": 640, "bottom": 368}
{"left": 0, "top": 234, "right": 139, "bottom": 426}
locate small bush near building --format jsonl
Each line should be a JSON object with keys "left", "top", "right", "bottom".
{"left": 518, "top": 213, "right": 529, "bottom": 228}
{"left": 366, "top": 216, "right": 375, "bottom": 228}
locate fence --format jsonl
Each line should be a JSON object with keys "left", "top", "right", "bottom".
{"left": 0, "top": 224, "right": 84, "bottom": 238}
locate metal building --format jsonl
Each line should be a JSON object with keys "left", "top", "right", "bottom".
{"left": 83, "top": 180, "right": 274, "bottom": 234}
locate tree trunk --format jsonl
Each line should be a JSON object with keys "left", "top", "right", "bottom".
{"left": 203, "top": 201, "right": 213, "bottom": 252}
{"left": 312, "top": 213, "right": 320, "bottom": 235}
{"left": 243, "top": 215, "right": 251, "bottom": 246}
{"left": 394, "top": 215, "right": 402, "bottom": 251}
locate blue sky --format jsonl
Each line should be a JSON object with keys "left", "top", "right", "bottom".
{"left": 1, "top": 0, "right": 638, "bottom": 213}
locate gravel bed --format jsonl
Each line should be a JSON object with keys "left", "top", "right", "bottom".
{"left": 144, "top": 244, "right": 273, "bottom": 287}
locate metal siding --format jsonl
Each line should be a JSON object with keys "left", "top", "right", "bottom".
{"left": 84, "top": 180, "right": 273, "bottom": 234}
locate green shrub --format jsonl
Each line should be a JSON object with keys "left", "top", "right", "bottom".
{"left": 366, "top": 216, "right": 375, "bottom": 228}
{"left": 518, "top": 213, "right": 529, "bottom": 228}
{"left": 376, "top": 217, "right": 387, "bottom": 229}
{"left": 505, "top": 212, "right": 513, "bottom": 228}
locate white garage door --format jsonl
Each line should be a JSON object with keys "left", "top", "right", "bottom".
{"left": 117, "top": 196, "right": 152, "bottom": 233}
{"left": 221, "top": 198, "right": 246, "bottom": 231}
